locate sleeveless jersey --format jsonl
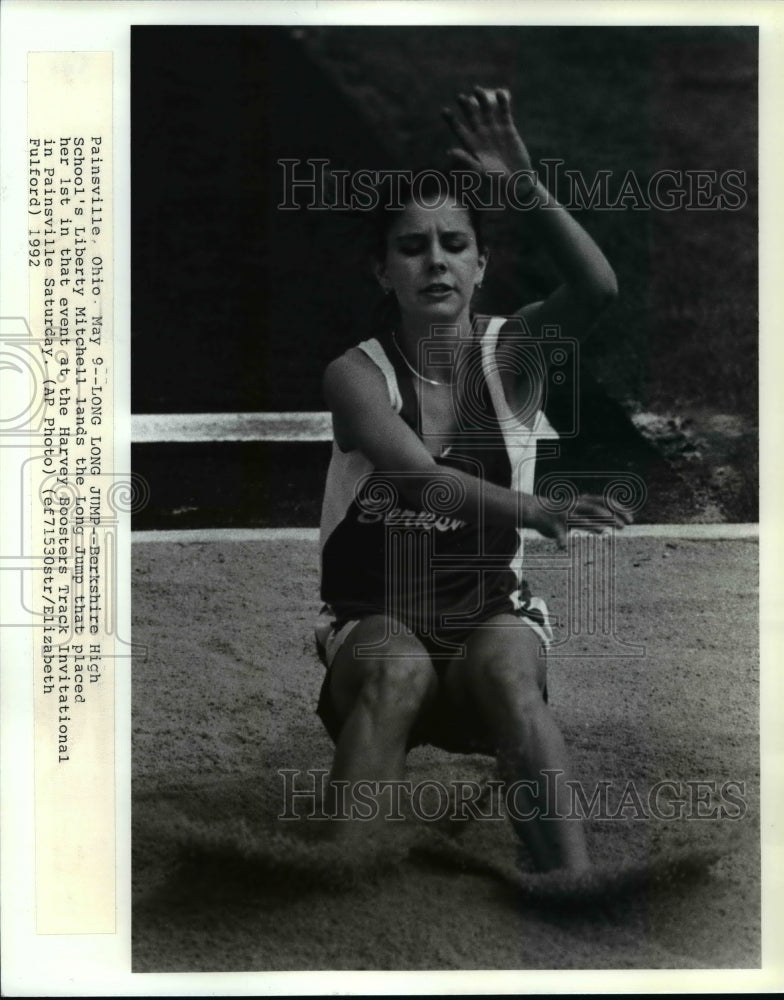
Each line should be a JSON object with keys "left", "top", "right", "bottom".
{"left": 319, "top": 317, "right": 558, "bottom": 639}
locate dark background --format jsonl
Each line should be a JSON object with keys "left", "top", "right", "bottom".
{"left": 131, "top": 26, "right": 758, "bottom": 527}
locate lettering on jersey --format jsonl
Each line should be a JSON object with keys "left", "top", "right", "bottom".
{"left": 357, "top": 507, "right": 467, "bottom": 531}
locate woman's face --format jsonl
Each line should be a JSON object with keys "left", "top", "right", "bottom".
{"left": 375, "top": 199, "right": 487, "bottom": 326}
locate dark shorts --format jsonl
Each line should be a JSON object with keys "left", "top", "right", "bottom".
{"left": 314, "top": 603, "right": 552, "bottom": 757}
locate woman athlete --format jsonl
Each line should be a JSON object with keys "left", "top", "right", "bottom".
{"left": 315, "top": 87, "right": 629, "bottom": 874}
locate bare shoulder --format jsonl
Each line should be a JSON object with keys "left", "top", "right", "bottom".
{"left": 322, "top": 347, "right": 395, "bottom": 453}
{"left": 323, "top": 346, "right": 386, "bottom": 402}
{"left": 322, "top": 344, "right": 431, "bottom": 461}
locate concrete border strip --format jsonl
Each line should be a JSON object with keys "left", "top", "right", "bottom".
{"left": 131, "top": 524, "right": 759, "bottom": 544}
{"left": 132, "top": 412, "right": 333, "bottom": 443}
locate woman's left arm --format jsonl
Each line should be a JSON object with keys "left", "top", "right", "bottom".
{"left": 443, "top": 86, "right": 618, "bottom": 341}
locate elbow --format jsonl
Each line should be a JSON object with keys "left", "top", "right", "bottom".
{"left": 598, "top": 264, "right": 619, "bottom": 304}
{"left": 603, "top": 269, "right": 619, "bottom": 303}
{"left": 585, "top": 270, "right": 618, "bottom": 313}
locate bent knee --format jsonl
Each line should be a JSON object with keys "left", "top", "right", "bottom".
{"left": 357, "top": 657, "right": 437, "bottom": 718}
{"left": 471, "top": 655, "right": 546, "bottom": 715}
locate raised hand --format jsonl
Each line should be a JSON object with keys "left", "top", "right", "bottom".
{"left": 442, "top": 86, "right": 533, "bottom": 178}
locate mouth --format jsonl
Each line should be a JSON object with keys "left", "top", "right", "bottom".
{"left": 420, "top": 283, "right": 455, "bottom": 297}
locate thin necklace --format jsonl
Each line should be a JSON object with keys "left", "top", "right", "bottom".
{"left": 391, "top": 331, "right": 450, "bottom": 387}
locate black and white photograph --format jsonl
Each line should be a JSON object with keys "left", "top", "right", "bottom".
{"left": 3, "top": 3, "right": 782, "bottom": 994}
{"left": 129, "top": 22, "right": 761, "bottom": 973}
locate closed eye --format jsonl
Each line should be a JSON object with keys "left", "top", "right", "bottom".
{"left": 394, "top": 234, "right": 472, "bottom": 256}
{"left": 396, "top": 237, "right": 427, "bottom": 256}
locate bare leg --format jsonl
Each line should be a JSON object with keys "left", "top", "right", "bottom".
{"left": 325, "top": 615, "right": 438, "bottom": 832}
{"left": 445, "top": 615, "right": 590, "bottom": 872}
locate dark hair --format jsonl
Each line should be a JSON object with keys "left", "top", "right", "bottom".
{"left": 369, "top": 167, "right": 487, "bottom": 263}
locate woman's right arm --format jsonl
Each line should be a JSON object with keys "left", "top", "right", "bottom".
{"left": 323, "top": 350, "right": 625, "bottom": 546}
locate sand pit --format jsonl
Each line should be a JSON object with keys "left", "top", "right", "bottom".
{"left": 132, "top": 534, "right": 759, "bottom": 971}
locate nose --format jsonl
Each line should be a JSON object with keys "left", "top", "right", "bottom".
{"left": 425, "top": 237, "right": 447, "bottom": 272}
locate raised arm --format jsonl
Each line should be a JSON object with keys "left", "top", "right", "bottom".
{"left": 443, "top": 86, "right": 618, "bottom": 340}
{"left": 324, "top": 349, "right": 628, "bottom": 546}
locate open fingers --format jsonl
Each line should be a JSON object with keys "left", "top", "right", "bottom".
{"left": 544, "top": 492, "right": 635, "bottom": 548}
{"left": 456, "top": 91, "right": 482, "bottom": 129}
{"left": 593, "top": 494, "right": 635, "bottom": 526}
{"left": 571, "top": 494, "right": 634, "bottom": 530}
{"left": 447, "top": 87, "right": 513, "bottom": 125}
{"left": 441, "top": 106, "right": 477, "bottom": 156}
{"left": 445, "top": 86, "right": 514, "bottom": 145}
{"left": 472, "top": 85, "right": 515, "bottom": 125}
{"left": 472, "top": 86, "right": 495, "bottom": 118}
{"left": 445, "top": 146, "right": 482, "bottom": 171}
{"left": 495, "top": 88, "right": 513, "bottom": 123}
